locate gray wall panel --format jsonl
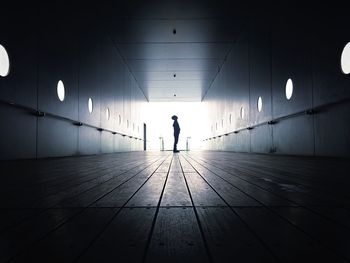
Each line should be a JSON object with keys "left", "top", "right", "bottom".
{"left": 273, "top": 116, "right": 314, "bottom": 156}
{"left": 37, "top": 118, "right": 78, "bottom": 158}
{"left": 101, "top": 132, "right": 114, "bottom": 154}
{"left": 314, "top": 103, "right": 350, "bottom": 157}
{"left": 78, "top": 126, "right": 101, "bottom": 156}
{"left": 38, "top": 26, "right": 79, "bottom": 120}
{"left": 0, "top": 4, "right": 38, "bottom": 108}
{"left": 0, "top": 105, "right": 36, "bottom": 160}
{"left": 250, "top": 126, "right": 273, "bottom": 154}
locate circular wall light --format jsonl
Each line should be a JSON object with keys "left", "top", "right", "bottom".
{"left": 240, "top": 106, "right": 245, "bottom": 119}
{"left": 106, "top": 108, "right": 110, "bottom": 120}
{"left": 341, "top": 42, "right": 350, "bottom": 74}
{"left": 257, "top": 97, "right": 262, "bottom": 112}
{"left": 88, "top": 98, "right": 93, "bottom": 114}
{"left": 285, "top": 78, "right": 293, "bottom": 100}
{"left": 0, "top": 44, "right": 10, "bottom": 77}
{"left": 57, "top": 80, "right": 65, "bottom": 102}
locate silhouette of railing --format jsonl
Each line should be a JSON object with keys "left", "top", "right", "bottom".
{"left": 159, "top": 137, "right": 164, "bottom": 151}
{"left": 186, "top": 137, "right": 191, "bottom": 151}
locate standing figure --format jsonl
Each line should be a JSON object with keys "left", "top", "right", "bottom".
{"left": 171, "top": 115, "right": 180, "bottom": 153}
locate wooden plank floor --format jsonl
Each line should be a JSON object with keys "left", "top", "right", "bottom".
{"left": 1, "top": 151, "right": 350, "bottom": 262}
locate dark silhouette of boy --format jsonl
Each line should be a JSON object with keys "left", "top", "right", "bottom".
{"left": 171, "top": 115, "right": 180, "bottom": 153}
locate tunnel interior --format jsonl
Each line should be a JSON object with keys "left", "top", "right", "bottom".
{"left": 0, "top": 1, "right": 350, "bottom": 262}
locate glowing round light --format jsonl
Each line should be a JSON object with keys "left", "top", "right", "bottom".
{"left": 57, "top": 80, "right": 65, "bottom": 102}
{"left": 240, "top": 107, "right": 245, "bottom": 119}
{"left": 106, "top": 108, "right": 110, "bottom": 120}
{"left": 341, "top": 42, "right": 350, "bottom": 74}
{"left": 0, "top": 44, "right": 10, "bottom": 77}
{"left": 88, "top": 98, "right": 93, "bottom": 114}
{"left": 285, "top": 79, "right": 293, "bottom": 100}
{"left": 257, "top": 97, "right": 262, "bottom": 112}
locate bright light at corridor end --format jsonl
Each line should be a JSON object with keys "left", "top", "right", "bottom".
{"left": 142, "top": 102, "right": 208, "bottom": 151}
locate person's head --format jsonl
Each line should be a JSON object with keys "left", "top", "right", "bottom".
{"left": 171, "top": 115, "right": 178, "bottom": 120}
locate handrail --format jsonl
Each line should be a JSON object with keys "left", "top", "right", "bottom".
{"left": 0, "top": 99, "right": 144, "bottom": 141}
{"left": 203, "top": 97, "right": 350, "bottom": 141}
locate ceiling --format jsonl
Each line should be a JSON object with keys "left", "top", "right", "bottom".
{"left": 100, "top": 0, "right": 247, "bottom": 102}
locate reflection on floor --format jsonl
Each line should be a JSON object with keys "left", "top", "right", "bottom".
{"left": 1, "top": 151, "right": 350, "bottom": 263}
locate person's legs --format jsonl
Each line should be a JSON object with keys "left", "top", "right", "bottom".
{"left": 173, "top": 133, "right": 179, "bottom": 152}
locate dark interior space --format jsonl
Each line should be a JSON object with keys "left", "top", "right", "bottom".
{"left": 0, "top": 1, "right": 349, "bottom": 262}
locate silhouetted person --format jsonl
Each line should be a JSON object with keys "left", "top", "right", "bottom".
{"left": 172, "top": 115, "right": 180, "bottom": 153}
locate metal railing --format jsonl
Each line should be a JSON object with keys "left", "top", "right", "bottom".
{"left": 203, "top": 97, "right": 350, "bottom": 141}
{"left": 0, "top": 98, "right": 144, "bottom": 141}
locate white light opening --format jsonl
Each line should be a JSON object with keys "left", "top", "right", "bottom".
{"left": 106, "top": 108, "right": 110, "bottom": 120}
{"left": 88, "top": 98, "right": 93, "bottom": 114}
{"left": 257, "top": 97, "right": 262, "bottom": 112}
{"left": 0, "top": 44, "right": 10, "bottom": 77}
{"left": 240, "top": 106, "right": 245, "bottom": 119}
{"left": 286, "top": 78, "right": 293, "bottom": 100}
{"left": 57, "top": 80, "right": 65, "bottom": 102}
{"left": 341, "top": 42, "right": 350, "bottom": 74}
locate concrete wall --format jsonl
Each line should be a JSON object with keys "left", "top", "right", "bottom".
{"left": 0, "top": 3, "right": 146, "bottom": 160}
{"left": 203, "top": 7, "right": 350, "bottom": 158}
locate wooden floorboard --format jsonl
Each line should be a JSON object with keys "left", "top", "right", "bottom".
{"left": 145, "top": 207, "right": 209, "bottom": 263}
{"left": 1, "top": 151, "right": 350, "bottom": 262}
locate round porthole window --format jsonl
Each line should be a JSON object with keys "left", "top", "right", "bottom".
{"left": 240, "top": 106, "right": 245, "bottom": 119}
{"left": 341, "top": 42, "right": 350, "bottom": 74}
{"left": 0, "top": 44, "right": 10, "bottom": 77}
{"left": 88, "top": 98, "right": 93, "bottom": 114}
{"left": 285, "top": 78, "right": 293, "bottom": 100}
{"left": 57, "top": 80, "right": 65, "bottom": 102}
{"left": 257, "top": 97, "right": 262, "bottom": 112}
{"left": 106, "top": 108, "right": 110, "bottom": 120}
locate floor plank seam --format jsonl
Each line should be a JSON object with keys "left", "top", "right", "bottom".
{"left": 181, "top": 154, "right": 281, "bottom": 263}
{"left": 179, "top": 154, "right": 214, "bottom": 263}
{"left": 184, "top": 154, "right": 350, "bottom": 262}
{"left": 141, "top": 155, "right": 174, "bottom": 263}
{"left": 73, "top": 155, "right": 171, "bottom": 263}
